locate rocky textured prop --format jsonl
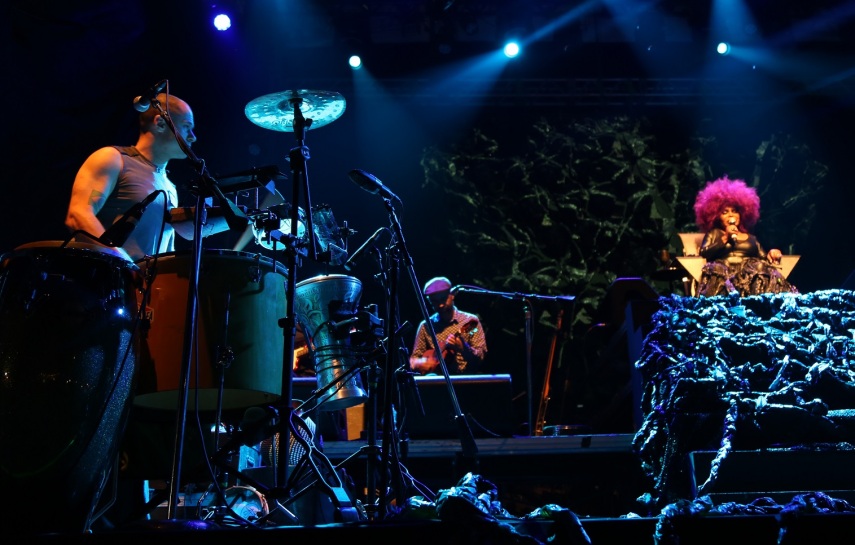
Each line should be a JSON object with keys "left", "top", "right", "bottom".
{"left": 632, "top": 289, "right": 855, "bottom": 508}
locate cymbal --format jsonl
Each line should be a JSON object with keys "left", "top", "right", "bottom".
{"left": 245, "top": 89, "right": 346, "bottom": 132}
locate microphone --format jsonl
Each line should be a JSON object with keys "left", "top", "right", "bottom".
{"left": 330, "top": 316, "right": 360, "bottom": 337}
{"left": 99, "top": 191, "right": 160, "bottom": 247}
{"left": 450, "top": 285, "right": 463, "bottom": 295}
{"left": 727, "top": 218, "right": 738, "bottom": 244}
{"left": 132, "top": 79, "right": 168, "bottom": 112}
{"left": 348, "top": 169, "right": 400, "bottom": 202}
{"left": 343, "top": 227, "right": 385, "bottom": 271}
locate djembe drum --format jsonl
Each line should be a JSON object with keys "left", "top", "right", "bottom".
{"left": 293, "top": 274, "right": 367, "bottom": 412}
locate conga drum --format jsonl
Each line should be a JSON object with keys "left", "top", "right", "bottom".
{"left": 133, "top": 250, "right": 287, "bottom": 412}
{"left": 0, "top": 241, "right": 140, "bottom": 534}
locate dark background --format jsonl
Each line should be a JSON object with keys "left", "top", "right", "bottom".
{"left": 3, "top": 0, "right": 855, "bottom": 432}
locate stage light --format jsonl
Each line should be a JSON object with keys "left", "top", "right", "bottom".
{"left": 716, "top": 42, "right": 731, "bottom": 55}
{"left": 348, "top": 55, "right": 363, "bottom": 70}
{"left": 503, "top": 41, "right": 521, "bottom": 58}
{"left": 213, "top": 13, "right": 232, "bottom": 31}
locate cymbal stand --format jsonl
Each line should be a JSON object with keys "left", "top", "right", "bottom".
{"left": 265, "top": 98, "right": 358, "bottom": 522}
{"left": 148, "top": 98, "right": 249, "bottom": 520}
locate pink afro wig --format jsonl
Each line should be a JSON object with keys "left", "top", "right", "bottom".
{"left": 693, "top": 175, "right": 761, "bottom": 232}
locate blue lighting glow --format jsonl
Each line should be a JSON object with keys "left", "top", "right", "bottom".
{"left": 213, "top": 13, "right": 232, "bottom": 31}
{"left": 503, "top": 41, "right": 521, "bottom": 58}
{"left": 716, "top": 42, "right": 731, "bottom": 55}
{"left": 349, "top": 55, "right": 362, "bottom": 70}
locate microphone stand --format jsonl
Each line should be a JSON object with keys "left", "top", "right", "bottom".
{"left": 375, "top": 224, "right": 408, "bottom": 518}
{"left": 150, "top": 101, "right": 249, "bottom": 520}
{"left": 382, "top": 198, "right": 478, "bottom": 471}
{"left": 308, "top": 238, "right": 401, "bottom": 521}
{"left": 453, "top": 287, "right": 575, "bottom": 437}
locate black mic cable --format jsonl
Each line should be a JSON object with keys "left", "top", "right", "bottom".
{"left": 99, "top": 190, "right": 162, "bottom": 247}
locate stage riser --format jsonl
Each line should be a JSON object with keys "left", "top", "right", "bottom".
{"left": 322, "top": 435, "right": 651, "bottom": 518}
{"left": 690, "top": 450, "right": 855, "bottom": 505}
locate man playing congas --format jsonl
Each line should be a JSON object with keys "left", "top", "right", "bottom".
{"left": 65, "top": 90, "right": 232, "bottom": 261}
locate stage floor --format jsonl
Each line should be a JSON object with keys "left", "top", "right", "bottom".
{"left": 13, "top": 512, "right": 855, "bottom": 544}
{"left": 10, "top": 433, "right": 855, "bottom": 543}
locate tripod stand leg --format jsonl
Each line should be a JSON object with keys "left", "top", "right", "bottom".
{"left": 278, "top": 414, "right": 362, "bottom": 522}
{"left": 208, "top": 408, "right": 364, "bottom": 526}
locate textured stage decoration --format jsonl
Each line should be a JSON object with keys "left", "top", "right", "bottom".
{"left": 632, "top": 289, "right": 855, "bottom": 509}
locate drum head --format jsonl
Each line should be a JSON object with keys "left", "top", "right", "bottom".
{"left": 14, "top": 240, "right": 135, "bottom": 265}
{"left": 295, "top": 273, "right": 360, "bottom": 289}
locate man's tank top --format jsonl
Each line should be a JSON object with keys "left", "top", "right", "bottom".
{"left": 96, "top": 146, "right": 177, "bottom": 261}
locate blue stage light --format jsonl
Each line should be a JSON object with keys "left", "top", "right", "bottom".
{"left": 503, "top": 41, "right": 521, "bottom": 58}
{"left": 213, "top": 13, "right": 232, "bottom": 31}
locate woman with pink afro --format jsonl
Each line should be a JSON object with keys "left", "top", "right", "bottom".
{"left": 693, "top": 175, "right": 797, "bottom": 296}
